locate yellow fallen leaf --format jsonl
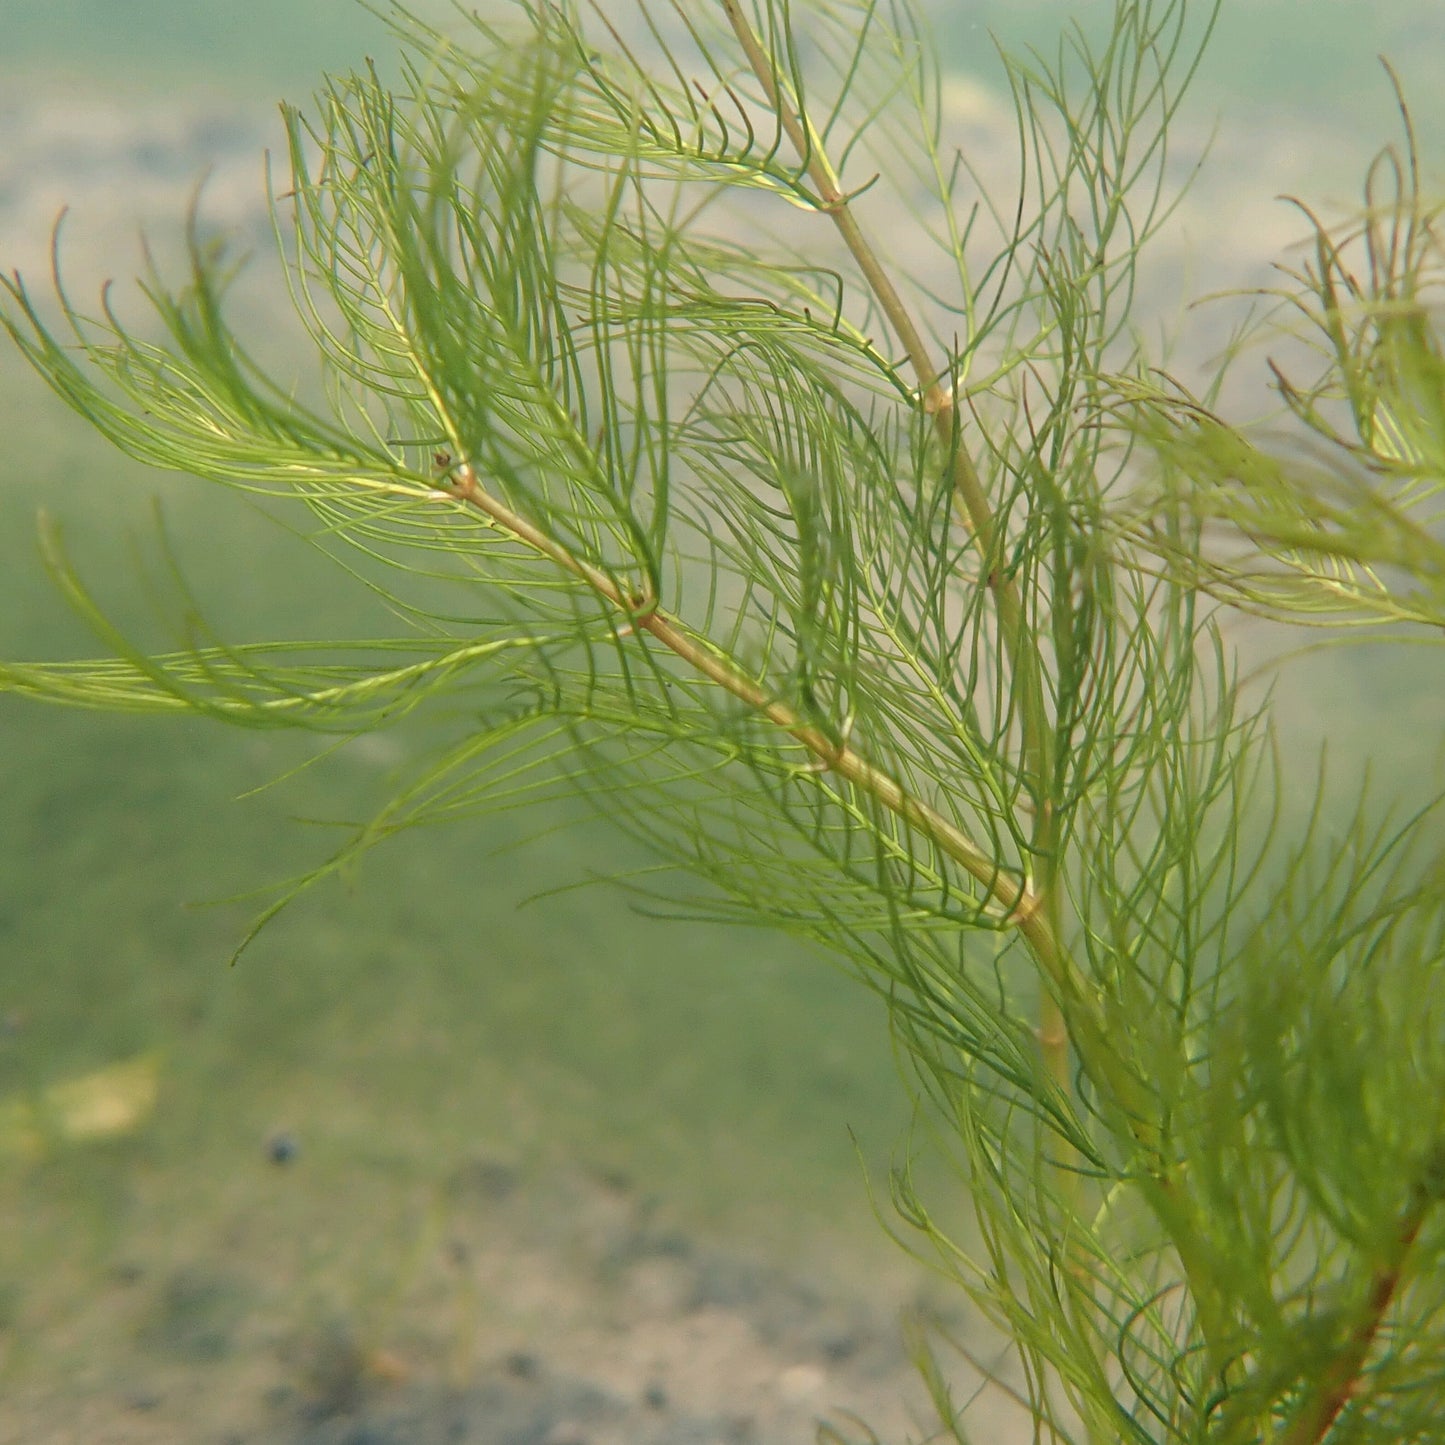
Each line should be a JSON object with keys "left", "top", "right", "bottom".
{"left": 44, "top": 1052, "right": 160, "bottom": 1140}
{"left": 0, "top": 1053, "right": 161, "bottom": 1158}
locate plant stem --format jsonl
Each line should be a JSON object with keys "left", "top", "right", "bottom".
{"left": 1272, "top": 1178, "right": 1436, "bottom": 1445}
{"left": 718, "top": 0, "right": 1071, "bottom": 1166}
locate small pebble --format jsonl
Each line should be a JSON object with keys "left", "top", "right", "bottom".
{"left": 266, "top": 1132, "right": 300, "bottom": 1165}
{"left": 450, "top": 1157, "right": 517, "bottom": 1201}
{"left": 504, "top": 1351, "right": 540, "bottom": 1380}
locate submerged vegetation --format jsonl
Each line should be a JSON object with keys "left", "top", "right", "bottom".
{"left": 3, "top": 1, "right": 1443, "bottom": 1439}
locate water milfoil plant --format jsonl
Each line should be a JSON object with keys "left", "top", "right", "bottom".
{"left": 3, "top": 2, "right": 1443, "bottom": 1440}
{"left": 1116, "top": 62, "right": 1445, "bottom": 634}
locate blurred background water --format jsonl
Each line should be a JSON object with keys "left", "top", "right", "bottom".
{"left": 1, "top": 3, "right": 1442, "bottom": 1440}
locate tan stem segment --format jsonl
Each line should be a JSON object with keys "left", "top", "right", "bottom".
{"left": 445, "top": 462, "right": 1033, "bottom": 914}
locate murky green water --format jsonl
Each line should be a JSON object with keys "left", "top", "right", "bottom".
{"left": 1, "top": 2, "right": 1441, "bottom": 1437}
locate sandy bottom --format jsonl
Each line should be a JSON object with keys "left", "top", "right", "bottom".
{"left": 0, "top": 1155, "right": 1025, "bottom": 1445}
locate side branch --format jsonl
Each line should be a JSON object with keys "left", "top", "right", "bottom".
{"left": 444, "top": 462, "right": 1034, "bottom": 918}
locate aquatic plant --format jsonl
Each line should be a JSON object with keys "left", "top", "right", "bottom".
{"left": 1115, "top": 61, "right": 1445, "bottom": 634}
{"left": 3, "top": 2, "right": 1442, "bottom": 1439}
